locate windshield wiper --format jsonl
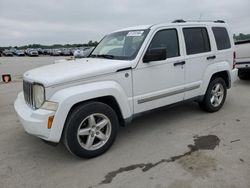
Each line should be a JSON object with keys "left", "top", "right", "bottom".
{"left": 89, "top": 54, "right": 97, "bottom": 58}
{"left": 90, "top": 54, "right": 114, "bottom": 59}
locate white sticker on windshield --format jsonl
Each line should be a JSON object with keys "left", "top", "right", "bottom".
{"left": 127, "top": 31, "right": 144, "bottom": 37}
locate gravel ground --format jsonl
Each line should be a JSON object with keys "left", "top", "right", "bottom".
{"left": 0, "top": 57, "right": 250, "bottom": 188}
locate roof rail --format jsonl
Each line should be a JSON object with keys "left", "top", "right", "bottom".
{"left": 214, "top": 20, "right": 225, "bottom": 23}
{"left": 172, "top": 19, "right": 186, "bottom": 23}
{"left": 172, "top": 19, "right": 226, "bottom": 23}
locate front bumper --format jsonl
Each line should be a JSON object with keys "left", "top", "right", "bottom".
{"left": 14, "top": 92, "right": 55, "bottom": 141}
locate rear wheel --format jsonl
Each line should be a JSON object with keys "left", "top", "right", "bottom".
{"left": 63, "top": 102, "right": 119, "bottom": 158}
{"left": 199, "top": 77, "right": 227, "bottom": 112}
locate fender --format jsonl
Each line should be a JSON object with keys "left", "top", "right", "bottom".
{"left": 47, "top": 81, "right": 133, "bottom": 142}
{"left": 201, "top": 61, "right": 231, "bottom": 95}
{"left": 217, "top": 61, "right": 233, "bottom": 88}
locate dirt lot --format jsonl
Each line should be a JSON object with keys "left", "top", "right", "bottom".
{"left": 0, "top": 57, "right": 250, "bottom": 188}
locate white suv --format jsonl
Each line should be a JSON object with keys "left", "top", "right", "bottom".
{"left": 15, "top": 20, "right": 238, "bottom": 158}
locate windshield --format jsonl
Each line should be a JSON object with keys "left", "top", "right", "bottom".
{"left": 90, "top": 29, "right": 149, "bottom": 60}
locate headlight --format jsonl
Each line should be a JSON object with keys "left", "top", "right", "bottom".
{"left": 33, "top": 84, "right": 45, "bottom": 109}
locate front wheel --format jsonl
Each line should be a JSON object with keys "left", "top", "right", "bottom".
{"left": 63, "top": 102, "right": 119, "bottom": 158}
{"left": 199, "top": 78, "right": 227, "bottom": 113}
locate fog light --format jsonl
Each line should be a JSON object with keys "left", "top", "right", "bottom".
{"left": 48, "top": 116, "right": 54, "bottom": 129}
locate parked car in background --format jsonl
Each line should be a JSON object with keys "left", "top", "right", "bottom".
{"left": 14, "top": 50, "right": 25, "bottom": 56}
{"left": 43, "top": 49, "right": 51, "bottom": 55}
{"left": 36, "top": 48, "right": 45, "bottom": 55}
{"left": 50, "top": 49, "right": 62, "bottom": 56}
{"left": 61, "top": 48, "right": 72, "bottom": 56}
{"left": 29, "top": 50, "right": 39, "bottom": 57}
{"left": 73, "top": 49, "right": 84, "bottom": 58}
{"left": 10, "top": 48, "right": 17, "bottom": 54}
{"left": 74, "top": 47, "right": 94, "bottom": 58}
{"left": 15, "top": 20, "right": 238, "bottom": 158}
{"left": 2, "top": 49, "right": 13, "bottom": 56}
{"left": 235, "top": 40, "right": 250, "bottom": 79}
{"left": 25, "top": 49, "right": 39, "bottom": 56}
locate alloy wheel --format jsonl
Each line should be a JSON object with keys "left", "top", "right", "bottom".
{"left": 77, "top": 113, "right": 112, "bottom": 151}
{"left": 210, "top": 83, "right": 224, "bottom": 107}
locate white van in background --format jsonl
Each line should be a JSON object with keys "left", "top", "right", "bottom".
{"left": 235, "top": 40, "right": 250, "bottom": 79}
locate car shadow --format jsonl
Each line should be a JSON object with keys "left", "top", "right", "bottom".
{"left": 15, "top": 100, "right": 203, "bottom": 162}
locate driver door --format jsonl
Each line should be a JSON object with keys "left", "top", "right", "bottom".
{"left": 133, "top": 27, "right": 185, "bottom": 113}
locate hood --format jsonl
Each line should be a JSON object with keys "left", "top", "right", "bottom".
{"left": 23, "top": 58, "right": 131, "bottom": 87}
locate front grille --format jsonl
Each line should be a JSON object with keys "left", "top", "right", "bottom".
{"left": 23, "top": 80, "right": 34, "bottom": 108}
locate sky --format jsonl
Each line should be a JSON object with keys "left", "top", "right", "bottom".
{"left": 0, "top": 0, "right": 250, "bottom": 46}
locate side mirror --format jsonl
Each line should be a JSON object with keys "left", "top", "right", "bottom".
{"left": 143, "top": 47, "right": 167, "bottom": 63}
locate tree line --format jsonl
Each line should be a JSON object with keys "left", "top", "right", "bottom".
{"left": 0, "top": 40, "right": 99, "bottom": 50}
{"left": 234, "top": 33, "right": 250, "bottom": 42}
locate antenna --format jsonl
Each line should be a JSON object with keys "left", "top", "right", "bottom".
{"left": 199, "top": 14, "right": 203, "bottom": 21}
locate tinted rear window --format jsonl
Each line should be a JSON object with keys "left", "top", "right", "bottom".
{"left": 183, "top": 27, "right": 211, "bottom": 55}
{"left": 212, "top": 27, "right": 231, "bottom": 50}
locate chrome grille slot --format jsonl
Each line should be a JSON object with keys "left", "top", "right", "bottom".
{"left": 23, "top": 80, "right": 34, "bottom": 108}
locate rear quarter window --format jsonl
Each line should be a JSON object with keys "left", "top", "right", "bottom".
{"left": 212, "top": 27, "right": 231, "bottom": 50}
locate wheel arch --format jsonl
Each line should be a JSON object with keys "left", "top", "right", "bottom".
{"left": 47, "top": 81, "right": 133, "bottom": 143}
{"left": 201, "top": 62, "right": 232, "bottom": 95}
{"left": 66, "top": 96, "right": 125, "bottom": 127}
{"left": 210, "top": 70, "right": 230, "bottom": 88}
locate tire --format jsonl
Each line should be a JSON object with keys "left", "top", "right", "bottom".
{"left": 63, "top": 101, "right": 119, "bottom": 158}
{"left": 239, "top": 75, "right": 247, "bottom": 80}
{"left": 238, "top": 69, "right": 250, "bottom": 80}
{"left": 199, "top": 77, "right": 227, "bottom": 113}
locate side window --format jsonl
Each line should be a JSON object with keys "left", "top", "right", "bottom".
{"left": 148, "top": 29, "right": 179, "bottom": 58}
{"left": 212, "top": 27, "right": 231, "bottom": 50}
{"left": 183, "top": 27, "right": 211, "bottom": 55}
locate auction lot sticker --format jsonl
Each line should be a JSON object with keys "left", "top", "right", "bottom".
{"left": 127, "top": 31, "right": 144, "bottom": 37}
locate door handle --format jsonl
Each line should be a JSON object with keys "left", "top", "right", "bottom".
{"left": 207, "top": 55, "right": 216, "bottom": 60}
{"left": 173, "top": 61, "right": 186, "bottom": 66}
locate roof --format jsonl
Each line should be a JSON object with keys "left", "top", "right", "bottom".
{"left": 110, "top": 20, "right": 227, "bottom": 34}
{"left": 113, "top": 24, "right": 153, "bottom": 33}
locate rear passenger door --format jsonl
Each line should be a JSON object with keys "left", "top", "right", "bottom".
{"left": 181, "top": 26, "right": 214, "bottom": 99}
